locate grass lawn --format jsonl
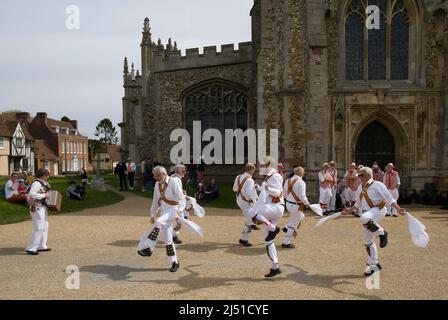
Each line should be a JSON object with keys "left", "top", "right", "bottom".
{"left": 0, "top": 176, "right": 124, "bottom": 225}
{"left": 102, "top": 173, "right": 238, "bottom": 209}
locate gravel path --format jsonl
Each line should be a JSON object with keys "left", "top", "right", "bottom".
{"left": 0, "top": 192, "right": 447, "bottom": 300}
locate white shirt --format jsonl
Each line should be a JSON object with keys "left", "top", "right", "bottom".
{"left": 126, "top": 162, "right": 137, "bottom": 173}
{"left": 150, "top": 175, "right": 185, "bottom": 217}
{"left": 233, "top": 172, "right": 258, "bottom": 205}
{"left": 283, "top": 175, "right": 310, "bottom": 206}
{"left": 354, "top": 179, "right": 397, "bottom": 211}
{"left": 264, "top": 168, "right": 284, "bottom": 200}
{"left": 5, "top": 179, "right": 19, "bottom": 199}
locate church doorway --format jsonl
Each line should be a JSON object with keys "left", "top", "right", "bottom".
{"left": 355, "top": 121, "right": 395, "bottom": 169}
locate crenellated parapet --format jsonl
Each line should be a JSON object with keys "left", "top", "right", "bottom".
{"left": 152, "top": 42, "right": 252, "bottom": 72}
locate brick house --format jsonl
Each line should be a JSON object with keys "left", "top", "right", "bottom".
{"left": 17, "top": 112, "right": 89, "bottom": 175}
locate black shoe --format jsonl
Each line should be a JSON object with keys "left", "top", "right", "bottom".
{"left": 281, "top": 243, "right": 295, "bottom": 249}
{"left": 37, "top": 248, "right": 51, "bottom": 252}
{"left": 264, "top": 268, "right": 282, "bottom": 278}
{"left": 379, "top": 231, "right": 388, "bottom": 248}
{"left": 282, "top": 227, "right": 288, "bottom": 233}
{"left": 251, "top": 225, "right": 260, "bottom": 231}
{"left": 265, "top": 226, "right": 280, "bottom": 242}
{"left": 173, "top": 236, "right": 183, "bottom": 244}
{"left": 26, "top": 250, "right": 39, "bottom": 255}
{"left": 239, "top": 239, "right": 253, "bottom": 247}
{"left": 364, "top": 263, "right": 382, "bottom": 276}
{"left": 323, "top": 212, "right": 330, "bottom": 216}
{"left": 137, "top": 248, "right": 152, "bottom": 257}
{"left": 170, "top": 262, "right": 180, "bottom": 272}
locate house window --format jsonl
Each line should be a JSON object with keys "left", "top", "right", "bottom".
{"left": 61, "top": 141, "right": 65, "bottom": 153}
{"left": 44, "top": 160, "right": 50, "bottom": 171}
{"left": 22, "top": 158, "right": 29, "bottom": 171}
{"left": 0, "top": 137, "right": 4, "bottom": 149}
{"left": 15, "top": 138, "right": 24, "bottom": 148}
{"left": 344, "top": 0, "right": 410, "bottom": 81}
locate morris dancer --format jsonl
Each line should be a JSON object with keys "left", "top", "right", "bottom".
{"left": 137, "top": 165, "right": 185, "bottom": 272}
{"left": 173, "top": 191, "right": 206, "bottom": 244}
{"left": 329, "top": 161, "right": 338, "bottom": 212}
{"left": 383, "top": 163, "right": 401, "bottom": 217}
{"left": 372, "top": 164, "right": 384, "bottom": 182}
{"left": 344, "top": 163, "right": 360, "bottom": 209}
{"left": 342, "top": 166, "right": 405, "bottom": 276}
{"left": 281, "top": 166, "right": 310, "bottom": 249}
{"left": 25, "top": 169, "right": 52, "bottom": 255}
{"left": 233, "top": 163, "right": 260, "bottom": 247}
{"left": 318, "top": 163, "right": 333, "bottom": 215}
{"left": 248, "top": 157, "right": 285, "bottom": 278}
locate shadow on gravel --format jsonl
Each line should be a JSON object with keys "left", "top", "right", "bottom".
{"left": 0, "top": 247, "right": 27, "bottom": 256}
{"left": 78, "top": 262, "right": 381, "bottom": 299}
{"left": 80, "top": 264, "right": 167, "bottom": 281}
{"left": 108, "top": 240, "right": 139, "bottom": 248}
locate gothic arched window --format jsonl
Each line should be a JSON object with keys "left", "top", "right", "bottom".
{"left": 344, "top": 0, "right": 411, "bottom": 81}
{"left": 183, "top": 81, "right": 248, "bottom": 139}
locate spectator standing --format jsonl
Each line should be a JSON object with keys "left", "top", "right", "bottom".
{"left": 142, "top": 157, "right": 154, "bottom": 192}
{"left": 126, "top": 158, "right": 137, "bottom": 190}
{"left": 197, "top": 159, "right": 205, "bottom": 182}
{"left": 114, "top": 161, "right": 128, "bottom": 191}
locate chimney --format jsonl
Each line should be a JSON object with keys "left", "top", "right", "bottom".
{"left": 16, "top": 112, "right": 31, "bottom": 123}
{"left": 69, "top": 120, "right": 78, "bottom": 129}
{"left": 36, "top": 112, "right": 48, "bottom": 125}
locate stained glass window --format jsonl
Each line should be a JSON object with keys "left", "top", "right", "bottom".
{"left": 391, "top": 2, "right": 409, "bottom": 79}
{"left": 344, "top": 0, "right": 411, "bottom": 81}
{"left": 368, "top": 15, "right": 386, "bottom": 80}
{"left": 345, "top": 14, "right": 364, "bottom": 80}
{"left": 184, "top": 83, "right": 248, "bottom": 137}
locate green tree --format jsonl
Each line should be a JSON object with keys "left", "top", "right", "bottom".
{"left": 94, "top": 118, "right": 118, "bottom": 145}
{"left": 61, "top": 116, "right": 71, "bottom": 122}
{"left": 88, "top": 139, "right": 103, "bottom": 162}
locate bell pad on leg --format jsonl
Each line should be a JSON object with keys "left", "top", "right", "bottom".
{"left": 166, "top": 244, "right": 175, "bottom": 257}
{"left": 148, "top": 227, "right": 160, "bottom": 241}
{"left": 363, "top": 219, "right": 380, "bottom": 232}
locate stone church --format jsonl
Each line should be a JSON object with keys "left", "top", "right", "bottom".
{"left": 121, "top": 0, "right": 448, "bottom": 196}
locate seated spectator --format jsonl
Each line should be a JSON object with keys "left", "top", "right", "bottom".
{"left": 5, "top": 173, "right": 27, "bottom": 203}
{"left": 66, "top": 180, "right": 83, "bottom": 200}
{"left": 204, "top": 179, "right": 219, "bottom": 201}
{"left": 195, "top": 182, "right": 206, "bottom": 201}
{"left": 25, "top": 171, "right": 34, "bottom": 187}
{"left": 17, "top": 178, "right": 27, "bottom": 194}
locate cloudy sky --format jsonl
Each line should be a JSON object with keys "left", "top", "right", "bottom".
{"left": 0, "top": 0, "right": 253, "bottom": 139}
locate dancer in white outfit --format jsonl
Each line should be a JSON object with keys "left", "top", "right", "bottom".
{"left": 281, "top": 166, "right": 310, "bottom": 249}
{"left": 25, "top": 168, "right": 52, "bottom": 255}
{"left": 342, "top": 167, "right": 405, "bottom": 276}
{"left": 233, "top": 163, "right": 260, "bottom": 247}
{"left": 248, "top": 157, "right": 285, "bottom": 278}
{"left": 137, "top": 165, "right": 185, "bottom": 272}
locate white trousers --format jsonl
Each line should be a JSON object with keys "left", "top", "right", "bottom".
{"left": 329, "top": 186, "right": 337, "bottom": 210}
{"left": 26, "top": 206, "right": 49, "bottom": 252}
{"left": 344, "top": 188, "right": 356, "bottom": 205}
{"left": 360, "top": 207, "right": 386, "bottom": 266}
{"left": 319, "top": 188, "right": 331, "bottom": 211}
{"left": 249, "top": 203, "right": 284, "bottom": 268}
{"left": 240, "top": 207, "right": 254, "bottom": 242}
{"left": 386, "top": 189, "right": 399, "bottom": 215}
{"left": 141, "top": 208, "right": 178, "bottom": 263}
{"left": 282, "top": 203, "right": 305, "bottom": 245}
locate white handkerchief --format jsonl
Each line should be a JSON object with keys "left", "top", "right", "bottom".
{"left": 189, "top": 198, "right": 206, "bottom": 217}
{"left": 178, "top": 216, "right": 203, "bottom": 237}
{"left": 315, "top": 212, "right": 342, "bottom": 228}
{"left": 406, "top": 212, "right": 429, "bottom": 248}
{"left": 309, "top": 204, "right": 323, "bottom": 217}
